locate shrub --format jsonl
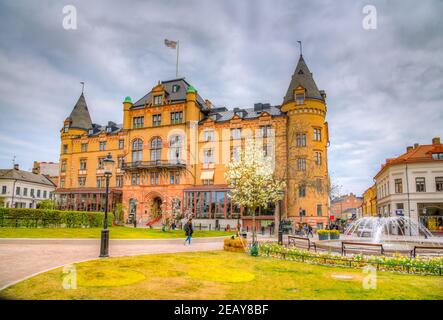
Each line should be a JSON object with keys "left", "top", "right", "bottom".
{"left": 0, "top": 208, "right": 113, "bottom": 228}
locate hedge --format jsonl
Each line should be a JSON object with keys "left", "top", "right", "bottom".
{"left": 0, "top": 208, "right": 113, "bottom": 228}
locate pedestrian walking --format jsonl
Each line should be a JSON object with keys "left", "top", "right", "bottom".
{"left": 307, "top": 224, "right": 314, "bottom": 238}
{"left": 184, "top": 218, "right": 193, "bottom": 245}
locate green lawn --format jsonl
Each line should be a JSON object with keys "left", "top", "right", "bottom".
{"left": 1, "top": 251, "right": 442, "bottom": 300}
{"left": 0, "top": 227, "right": 234, "bottom": 239}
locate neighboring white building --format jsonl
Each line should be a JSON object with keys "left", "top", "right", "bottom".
{"left": 374, "top": 137, "right": 443, "bottom": 233}
{"left": 0, "top": 164, "right": 56, "bottom": 208}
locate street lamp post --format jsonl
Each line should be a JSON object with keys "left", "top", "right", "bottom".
{"left": 99, "top": 153, "right": 114, "bottom": 258}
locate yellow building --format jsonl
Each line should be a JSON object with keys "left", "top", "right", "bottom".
{"left": 57, "top": 54, "right": 330, "bottom": 230}
{"left": 362, "top": 185, "right": 377, "bottom": 216}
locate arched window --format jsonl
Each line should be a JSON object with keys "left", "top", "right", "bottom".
{"left": 150, "top": 137, "right": 162, "bottom": 161}
{"left": 132, "top": 139, "right": 143, "bottom": 162}
{"left": 169, "top": 135, "right": 182, "bottom": 163}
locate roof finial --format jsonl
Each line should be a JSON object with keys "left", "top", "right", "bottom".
{"left": 80, "top": 81, "right": 85, "bottom": 94}
{"left": 297, "top": 40, "right": 302, "bottom": 57}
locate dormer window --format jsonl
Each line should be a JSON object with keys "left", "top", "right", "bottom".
{"left": 432, "top": 153, "right": 443, "bottom": 160}
{"left": 172, "top": 84, "right": 180, "bottom": 93}
{"left": 153, "top": 95, "right": 162, "bottom": 105}
{"left": 106, "top": 127, "right": 112, "bottom": 133}
{"left": 295, "top": 92, "right": 305, "bottom": 105}
{"left": 88, "top": 129, "right": 94, "bottom": 135}
{"left": 63, "top": 125, "right": 69, "bottom": 133}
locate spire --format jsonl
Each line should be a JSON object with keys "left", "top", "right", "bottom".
{"left": 68, "top": 93, "right": 93, "bottom": 129}
{"left": 283, "top": 55, "right": 323, "bottom": 104}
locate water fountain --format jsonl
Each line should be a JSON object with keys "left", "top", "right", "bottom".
{"left": 319, "top": 215, "right": 443, "bottom": 255}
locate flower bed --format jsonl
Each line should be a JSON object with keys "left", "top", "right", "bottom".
{"left": 259, "top": 243, "right": 443, "bottom": 276}
{"left": 316, "top": 229, "right": 340, "bottom": 240}
{"left": 224, "top": 236, "right": 248, "bottom": 252}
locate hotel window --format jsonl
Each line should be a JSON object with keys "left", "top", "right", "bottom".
{"left": 203, "top": 179, "right": 214, "bottom": 185}
{"left": 432, "top": 153, "right": 443, "bottom": 160}
{"left": 62, "top": 144, "right": 68, "bottom": 154}
{"left": 314, "top": 151, "right": 322, "bottom": 166}
{"left": 317, "top": 204, "right": 322, "bottom": 216}
{"left": 295, "top": 92, "right": 305, "bottom": 105}
{"left": 231, "top": 128, "right": 241, "bottom": 140}
{"left": 116, "top": 175, "right": 123, "bottom": 187}
{"left": 152, "top": 114, "right": 162, "bottom": 126}
{"left": 169, "top": 135, "right": 182, "bottom": 163}
{"left": 97, "top": 157, "right": 105, "bottom": 169}
{"left": 96, "top": 176, "right": 105, "bottom": 188}
{"left": 299, "top": 185, "right": 306, "bottom": 197}
{"left": 16, "top": 187, "right": 20, "bottom": 195}
{"left": 297, "top": 158, "right": 306, "bottom": 171}
{"left": 133, "top": 116, "right": 144, "bottom": 129}
{"left": 132, "top": 139, "right": 143, "bottom": 162}
{"left": 61, "top": 160, "right": 66, "bottom": 172}
{"left": 436, "top": 177, "right": 443, "bottom": 192}
{"left": 30, "top": 189, "right": 35, "bottom": 197}
{"left": 203, "top": 148, "right": 214, "bottom": 164}
{"left": 260, "top": 125, "right": 272, "bottom": 138}
{"left": 204, "top": 130, "right": 214, "bottom": 142}
{"left": 131, "top": 173, "right": 140, "bottom": 186}
{"left": 81, "top": 143, "right": 88, "bottom": 152}
{"left": 150, "top": 172, "right": 160, "bottom": 185}
{"left": 43, "top": 190, "right": 47, "bottom": 198}
{"left": 231, "top": 146, "right": 240, "bottom": 161}
{"left": 170, "top": 111, "right": 183, "bottom": 124}
{"left": 99, "top": 141, "right": 107, "bottom": 151}
{"left": 119, "top": 139, "right": 124, "bottom": 149}
{"left": 314, "top": 128, "right": 322, "bottom": 141}
{"left": 60, "top": 179, "right": 65, "bottom": 188}
{"left": 23, "top": 188, "right": 28, "bottom": 196}
{"left": 150, "top": 137, "right": 162, "bottom": 161}
{"left": 153, "top": 95, "right": 162, "bottom": 105}
{"left": 170, "top": 172, "right": 180, "bottom": 185}
{"left": 416, "top": 177, "right": 426, "bottom": 192}
{"left": 78, "top": 177, "right": 86, "bottom": 187}
{"left": 79, "top": 159, "right": 87, "bottom": 170}
{"left": 118, "top": 156, "right": 125, "bottom": 169}
{"left": 296, "top": 133, "right": 306, "bottom": 147}
{"left": 395, "top": 179, "right": 403, "bottom": 193}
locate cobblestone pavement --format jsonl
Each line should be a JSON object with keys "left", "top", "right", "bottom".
{"left": 0, "top": 237, "right": 224, "bottom": 290}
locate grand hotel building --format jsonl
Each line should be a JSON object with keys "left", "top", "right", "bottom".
{"left": 56, "top": 55, "right": 330, "bottom": 230}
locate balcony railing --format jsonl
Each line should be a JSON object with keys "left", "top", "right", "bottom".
{"left": 122, "top": 160, "right": 186, "bottom": 170}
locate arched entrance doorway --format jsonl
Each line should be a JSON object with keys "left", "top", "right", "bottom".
{"left": 151, "top": 197, "right": 163, "bottom": 217}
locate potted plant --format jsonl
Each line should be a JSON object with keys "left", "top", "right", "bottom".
{"left": 317, "top": 229, "right": 329, "bottom": 240}
{"left": 329, "top": 229, "right": 340, "bottom": 240}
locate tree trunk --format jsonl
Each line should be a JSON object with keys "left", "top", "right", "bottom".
{"left": 252, "top": 206, "right": 257, "bottom": 244}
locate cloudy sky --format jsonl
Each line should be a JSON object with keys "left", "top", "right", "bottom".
{"left": 0, "top": 0, "right": 442, "bottom": 195}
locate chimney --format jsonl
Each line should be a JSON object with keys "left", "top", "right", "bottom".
{"left": 432, "top": 137, "right": 441, "bottom": 145}
{"left": 13, "top": 164, "right": 19, "bottom": 170}
{"left": 406, "top": 146, "right": 413, "bottom": 152}
{"left": 414, "top": 143, "right": 419, "bottom": 149}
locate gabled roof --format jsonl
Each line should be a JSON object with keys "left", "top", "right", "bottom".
{"left": 0, "top": 169, "right": 56, "bottom": 187}
{"left": 132, "top": 78, "right": 208, "bottom": 111}
{"left": 68, "top": 93, "right": 93, "bottom": 130}
{"left": 375, "top": 141, "right": 443, "bottom": 178}
{"left": 283, "top": 55, "right": 324, "bottom": 104}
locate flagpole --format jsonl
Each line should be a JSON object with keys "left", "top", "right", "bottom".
{"left": 176, "top": 40, "right": 179, "bottom": 78}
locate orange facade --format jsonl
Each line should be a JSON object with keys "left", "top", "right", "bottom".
{"left": 57, "top": 55, "right": 330, "bottom": 229}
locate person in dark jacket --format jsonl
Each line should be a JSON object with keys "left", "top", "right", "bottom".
{"left": 184, "top": 218, "right": 193, "bottom": 245}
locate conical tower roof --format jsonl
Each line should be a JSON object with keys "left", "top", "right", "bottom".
{"left": 283, "top": 55, "right": 323, "bottom": 104}
{"left": 68, "top": 93, "right": 92, "bottom": 129}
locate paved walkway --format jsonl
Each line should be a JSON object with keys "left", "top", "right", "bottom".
{"left": 0, "top": 237, "right": 225, "bottom": 290}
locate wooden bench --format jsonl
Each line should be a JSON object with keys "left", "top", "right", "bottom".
{"left": 287, "top": 235, "right": 316, "bottom": 251}
{"left": 411, "top": 245, "right": 443, "bottom": 258}
{"left": 341, "top": 241, "right": 384, "bottom": 256}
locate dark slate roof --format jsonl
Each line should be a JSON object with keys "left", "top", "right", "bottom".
{"left": 132, "top": 78, "right": 208, "bottom": 111}
{"left": 283, "top": 55, "right": 324, "bottom": 104}
{"left": 87, "top": 122, "right": 123, "bottom": 137}
{"left": 68, "top": 93, "right": 93, "bottom": 129}
{"left": 0, "top": 169, "right": 56, "bottom": 187}
{"left": 203, "top": 104, "right": 284, "bottom": 123}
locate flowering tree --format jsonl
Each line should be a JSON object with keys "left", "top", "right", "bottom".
{"left": 225, "top": 141, "right": 286, "bottom": 244}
